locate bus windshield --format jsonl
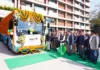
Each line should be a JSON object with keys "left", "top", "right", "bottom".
{"left": 17, "top": 20, "right": 42, "bottom": 32}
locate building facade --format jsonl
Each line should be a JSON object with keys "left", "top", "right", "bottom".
{"left": 0, "top": 0, "right": 90, "bottom": 32}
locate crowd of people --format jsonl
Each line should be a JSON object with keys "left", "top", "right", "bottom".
{"left": 46, "top": 29, "right": 99, "bottom": 64}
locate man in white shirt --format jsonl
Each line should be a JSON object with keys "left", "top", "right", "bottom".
{"left": 89, "top": 30, "right": 99, "bottom": 64}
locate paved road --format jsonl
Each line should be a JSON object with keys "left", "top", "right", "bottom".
{"left": 0, "top": 42, "right": 97, "bottom": 70}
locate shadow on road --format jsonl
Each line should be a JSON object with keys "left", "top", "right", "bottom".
{"left": 0, "top": 42, "right": 19, "bottom": 57}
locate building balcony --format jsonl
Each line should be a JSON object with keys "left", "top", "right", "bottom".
{"left": 75, "top": 11, "right": 80, "bottom": 15}
{"left": 58, "top": 22, "right": 65, "bottom": 26}
{"left": 76, "top": 0, "right": 81, "bottom": 2}
{"left": 80, "top": 26, "right": 85, "bottom": 29}
{"left": 34, "top": 0, "right": 45, "bottom": 4}
{"left": 21, "top": 5, "right": 33, "bottom": 11}
{"left": 67, "top": 0, "right": 73, "bottom": 4}
{"left": 48, "top": 12, "right": 58, "bottom": 17}
{"left": 67, "top": 24, "right": 73, "bottom": 27}
{"left": 85, "top": 14, "right": 90, "bottom": 17}
{"left": 66, "top": 21, "right": 73, "bottom": 27}
{"left": 59, "top": 0, "right": 65, "bottom": 1}
{"left": 0, "top": 1, "right": 14, "bottom": 7}
{"left": 76, "top": 0, "right": 84, "bottom": 3}
{"left": 48, "top": 1, "right": 58, "bottom": 8}
{"left": 85, "top": 8, "right": 90, "bottom": 12}
{"left": 58, "top": 2, "right": 65, "bottom": 10}
{"left": 67, "top": 14, "right": 73, "bottom": 19}
{"left": 74, "top": 24, "right": 80, "bottom": 29}
{"left": 67, "top": 6, "right": 73, "bottom": 12}
{"left": 85, "top": 2, "right": 90, "bottom": 6}
{"left": 80, "top": 6, "right": 84, "bottom": 9}
{"left": 74, "top": 18, "right": 80, "bottom": 21}
{"left": 50, "top": 23, "right": 56, "bottom": 26}
{"left": 58, "top": 13, "right": 65, "bottom": 18}
{"left": 86, "top": 26, "right": 90, "bottom": 29}
{"left": 75, "top": 4, "right": 80, "bottom": 8}
{"left": 85, "top": 20, "right": 89, "bottom": 23}
{"left": 58, "top": 20, "right": 65, "bottom": 26}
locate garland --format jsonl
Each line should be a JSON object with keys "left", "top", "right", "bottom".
{"left": 14, "top": 9, "right": 44, "bottom": 24}
{"left": 17, "top": 35, "right": 25, "bottom": 44}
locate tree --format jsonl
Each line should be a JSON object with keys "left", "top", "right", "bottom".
{"left": 90, "top": 11, "right": 100, "bottom": 35}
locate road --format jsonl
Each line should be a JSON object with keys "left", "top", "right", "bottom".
{"left": 0, "top": 42, "right": 97, "bottom": 70}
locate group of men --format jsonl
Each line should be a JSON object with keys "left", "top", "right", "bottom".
{"left": 46, "top": 30, "right": 99, "bottom": 64}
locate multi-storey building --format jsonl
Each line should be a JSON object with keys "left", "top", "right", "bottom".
{"left": 0, "top": 0, "right": 90, "bottom": 32}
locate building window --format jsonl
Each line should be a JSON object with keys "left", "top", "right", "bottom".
{"left": 49, "top": 0, "right": 57, "bottom": 3}
{"left": 58, "top": 2, "right": 65, "bottom": 9}
{"left": 49, "top": 8, "right": 56, "bottom": 13}
{"left": 67, "top": 5, "right": 73, "bottom": 12}
{"left": 58, "top": 19, "right": 64, "bottom": 22}
{"left": 67, "top": 0, "right": 73, "bottom": 4}
{"left": 35, "top": 4, "right": 45, "bottom": 10}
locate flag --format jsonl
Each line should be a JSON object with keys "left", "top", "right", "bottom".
{"left": 57, "top": 43, "right": 66, "bottom": 55}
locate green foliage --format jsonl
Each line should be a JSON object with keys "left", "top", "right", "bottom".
{"left": 0, "top": 5, "right": 17, "bottom": 11}
{"left": 0, "top": 6, "right": 3, "bottom": 9}
{"left": 90, "top": 11, "right": 100, "bottom": 35}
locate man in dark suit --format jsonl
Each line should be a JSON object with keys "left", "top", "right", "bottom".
{"left": 46, "top": 31, "right": 52, "bottom": 51}
{"left": 67, "top": 31, "right": 74, "bottom": 55}
{"left": 84, "top": 34, "right": 90, "bottom": 60}
{"left": 76, "top": 30, "right": 85, "bottom": 59}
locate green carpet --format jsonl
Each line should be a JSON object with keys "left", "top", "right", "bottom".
{"left": 63, "top": 54, "right": 100, "bottom": 70}
{"left": 5, "top": 50, "right": 100, "bottom": 70}
{"left": 5, "top": 50, "right": 60, "bottom": 69}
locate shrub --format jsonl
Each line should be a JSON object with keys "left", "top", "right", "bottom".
{"left": 0, "top": 5, "right": 17, "bottom": 11}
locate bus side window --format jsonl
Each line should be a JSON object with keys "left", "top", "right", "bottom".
{"left": 9, "top": 20, "right": 13, "bottom": 29}
{"left": 9, "top": 20, "right": 13, "bottom": 39}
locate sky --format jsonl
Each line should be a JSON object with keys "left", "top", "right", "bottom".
{"left": 90, "top": 0, "right": 100, "bottom": 11}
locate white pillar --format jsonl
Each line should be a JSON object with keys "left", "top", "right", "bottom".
{"left": 14, "top": 0, "right": 17, "bottom": 8}
{"left": 18, "top": 0, "right": 20, "bottom": 9}
{"left": 32, "top": 3, "right": 34, "bottom": 11}
{"left": 56, "top": 19, "right": 58, "bottom": 30}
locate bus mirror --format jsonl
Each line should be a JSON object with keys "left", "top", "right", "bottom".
{"left": 47, "top": 23, "right": 50, "bottom": 28}
{"left": 14, "top": 19, "right": 18, "bottom": 26}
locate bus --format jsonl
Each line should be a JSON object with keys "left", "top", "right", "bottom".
{"left": 0, "top": 9, "right": 46, "bottom": 53}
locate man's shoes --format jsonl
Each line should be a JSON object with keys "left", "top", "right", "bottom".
{"left": 68, "top": 53, "right": 72, "bottom": 56}
{"left": 93, "top": 61, "right": 97, "bottom": 65}
{"left": 82, "top": 58, "right": 86, "bottom": 60}
{"left": 47, "top": 50, "right": 50, "bottom": 51}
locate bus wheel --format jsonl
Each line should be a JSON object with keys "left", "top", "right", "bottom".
{"left": 6, "top": 38, "right": 11, "bottom": 50}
